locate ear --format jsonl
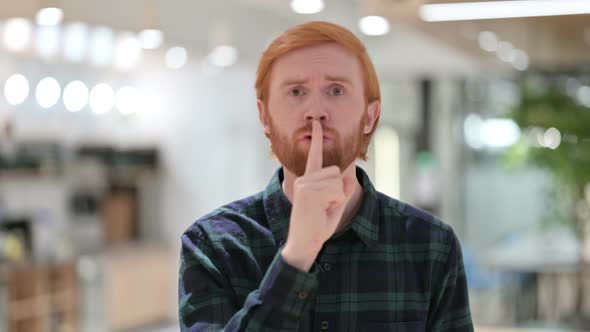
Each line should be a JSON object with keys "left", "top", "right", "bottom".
{"left": 257, "top": 99, "right": 271, "bottom": 135}
{"left": 363, "top": 100, "right": 381, "bottom": 134}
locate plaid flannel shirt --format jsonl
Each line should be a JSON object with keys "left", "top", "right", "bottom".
{"left": 179, "top": 166, "right": 473, "bottom": 331}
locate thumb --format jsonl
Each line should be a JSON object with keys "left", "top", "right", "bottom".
{"left": 325, "top": 175, "right": 356, "bottom": 211}
{"left": 326, "top": 175, "right": 357, "bottom": 222}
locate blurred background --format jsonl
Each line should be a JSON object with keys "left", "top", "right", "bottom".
{"left": 0, "top": 0, "right": 590, "bottom": 331}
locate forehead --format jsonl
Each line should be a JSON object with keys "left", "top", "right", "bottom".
{"left": 269, "top": 42, "right": 363, "bottom": 85}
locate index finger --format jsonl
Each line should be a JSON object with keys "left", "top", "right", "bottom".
{"left": 305, "top": 120, "right": 323, "bottom": 175}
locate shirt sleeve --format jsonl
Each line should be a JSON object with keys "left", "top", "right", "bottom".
{"left": 178, "top": 225, "right": 319, "bottom": 331}
{"left": 427, "top": 228, "right": 475, "bottom": 332}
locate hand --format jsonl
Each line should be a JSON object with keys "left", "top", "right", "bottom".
{"left": 281, "top": 120, "right": 355, "bottom": 271}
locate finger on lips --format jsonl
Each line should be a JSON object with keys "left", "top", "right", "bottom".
{"left": 304, "top": 120, "right": 323, "bottom": 175}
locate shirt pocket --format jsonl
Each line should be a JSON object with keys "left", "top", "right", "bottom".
{"left": 359, "top": 320, "right": 425, "bottom": 332}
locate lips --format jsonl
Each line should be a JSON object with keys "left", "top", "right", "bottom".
{"left": 300, "top": 133, "right": 330, "bottom": 140}
{"left": 300, "top": 135, "right": 331, "bottom": 143}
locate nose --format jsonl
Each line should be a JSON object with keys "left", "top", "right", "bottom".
{"left": 303, "top": 92, "right": 329, "bottom": 122}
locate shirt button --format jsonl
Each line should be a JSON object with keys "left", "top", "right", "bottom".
{"left": 320, "top": 320, "right": 329, "bottom": 330}
{"left": 297, "top": 291, "right": 309, "bottom": 300}
{"left": 322, "top": 263, "right": 332, "bottom": 271}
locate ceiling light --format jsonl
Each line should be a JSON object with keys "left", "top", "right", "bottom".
{"left": 36, "top": 77, "right": 61, "bottom": 109}
{"left": 89, "top": 83, "right": 115, "bottom": 114}
{"left": 139, "top": 29, "right": 164, "bottom": 50}
{"left": 63, "top": 22, "right": 89, "bottom": 62}
{"left": 114, "top": 32, "right": 142, "bottom": 71}
{"left": 89, "top": 26, "right": 114, "bottom": 67}
{"left": 63, "top": 80, "right": 89, "bottom": 112}
{"left": 358, "top": 16, "right": 390, "bottom": 36}
{"left": 35, "top": 25, "right": 61, "bottom": 58}
{"left": 478, "top": 31, "right": 498, "bottom": 52}
{"left": 4, "top": 73, "right": 30, "bottom": 106}
{"left": 3, "top": 18, "right": 33, "bottom": 52}
{"left": 511, "top": 50, "right": 529, "bottom": 71}
{"left": 36, "top": 7, "right": 63, "bottom": 26}
{"left": 165, "top": 46, "right": 188, "bottom": 69}
{"left": 207, "top": 45, "right": 238, "bottom": 67}
{"left": 420, "top": 0, "right": 590, "bottom": 22}
{"left": 290, "top": 0, "right": 324, "bottom": 14}
{"left": 496, "top": 41, "right": 515, "bottom": 62}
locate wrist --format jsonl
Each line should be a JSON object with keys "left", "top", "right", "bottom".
{"left": 280, "top": 241, "right": 321, "bottom": 272}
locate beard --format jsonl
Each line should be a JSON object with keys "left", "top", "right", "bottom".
{"left": 267, "top": 112, "right": 366, "bottom": 177}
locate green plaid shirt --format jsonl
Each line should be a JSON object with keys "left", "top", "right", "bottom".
{"left": 179, "top": 166, "right": 473, "bottom": 331}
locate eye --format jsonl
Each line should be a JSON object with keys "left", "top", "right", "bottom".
{"left": 328, "top": 86, "right": 344, "bottom": 96}
{"left": 289, "top": 88, "right": 305, "bottom": 97}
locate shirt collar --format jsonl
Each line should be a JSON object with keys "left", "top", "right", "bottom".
{"left": 262, "top": 165, "right": 380, "bottom": 248}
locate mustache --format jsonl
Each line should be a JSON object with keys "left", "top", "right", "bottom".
{"left": 293, "top": 123, "right": 338, "bottom": 139}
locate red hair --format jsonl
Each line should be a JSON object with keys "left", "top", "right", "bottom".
{"left": 255, "top": 21, "right": 381, "bottom": 161}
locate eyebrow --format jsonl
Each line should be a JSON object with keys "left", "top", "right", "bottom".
{"left": 325, "top": 75, "right": 352, "bottom": 86}
{"left": 279, "top": 75, "right": 353, "bottom": 88}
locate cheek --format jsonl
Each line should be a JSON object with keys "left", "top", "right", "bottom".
{"left": 330, "top": 97, "right": 364, "bottom": 119}
{"left": 285, "top": 97, "right": 307, "bottom": 109}
{"left": 269, "top": 95, "right": 299, "bottom": 114}
{"left": 331, "top": 93, "right": 362, "bottom": 108}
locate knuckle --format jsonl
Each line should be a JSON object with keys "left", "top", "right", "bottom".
{"left": 294, "top": 177, "right": 303, "bottom": 186}
{"left": 293, "top": 180, "right": 307, "bottom": 193}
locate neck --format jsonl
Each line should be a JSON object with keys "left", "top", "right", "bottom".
{"left": 281, "top": 163, "right": 364, "bottom": 233}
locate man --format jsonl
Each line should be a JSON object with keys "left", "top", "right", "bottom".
{"left": 179, "top": 21, "right": 473, "bottom": 331}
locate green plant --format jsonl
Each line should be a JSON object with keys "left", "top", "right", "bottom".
{"left": 503, "top": 75, "right": 590, "bottom": 325}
